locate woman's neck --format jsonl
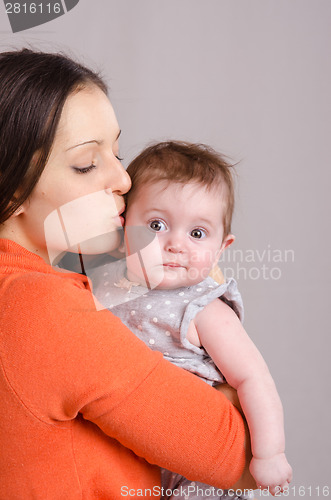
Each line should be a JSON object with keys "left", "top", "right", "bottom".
{"left": 0, "top": 220, "right": 50, "bottom": 264}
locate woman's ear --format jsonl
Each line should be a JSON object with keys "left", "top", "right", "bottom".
{"left": 13, "top": 205, "right": 25, "bottom": 217}
{"left": 10, "top": 192, "right": 27, "bottom": 218}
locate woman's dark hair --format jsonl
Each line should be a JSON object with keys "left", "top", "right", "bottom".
{"left": 0, "top": 48, "right": 108, "bottom": 224}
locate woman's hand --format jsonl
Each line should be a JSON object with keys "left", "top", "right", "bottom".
{"left": 215, "top": 382, "right": 243, "bottom": 414}
{"left": 215, "top": 383, "right": 257, "bottom": 492}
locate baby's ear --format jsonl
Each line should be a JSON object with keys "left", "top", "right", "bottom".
{"left": 211, "top": 235, "right": 235, "bottom": 284}
{"left": 220, "top": 233, "right": 235, "bottom": 253}
{"left": 215, "top": 234, "right": 235, "bottom": 262}
{"left": 212, "top": 234, "right": 234, "bottom": 268}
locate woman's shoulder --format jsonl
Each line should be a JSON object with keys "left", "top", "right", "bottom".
{"left": 0, "top": 268, "right": 93, "bottom": 319}
{"left": 0, "top": 240, "right": 89, "bottom": 298}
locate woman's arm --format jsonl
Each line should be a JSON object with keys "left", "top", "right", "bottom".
{"left": 194, "top": 299, "right": 292, "bottom": 494}
{"left": 3, "top": 273, "right": 251, "bottom": 490}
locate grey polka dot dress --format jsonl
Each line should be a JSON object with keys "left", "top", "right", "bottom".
{"left": 91, "top": 259, "right": 244, "bottom": 386}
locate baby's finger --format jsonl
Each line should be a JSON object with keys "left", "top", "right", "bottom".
{"left": 268, "top": 482, "right": 288, "bottom": 497}
{"left": 280, "top": 480, "right": 289, "bottom": 491}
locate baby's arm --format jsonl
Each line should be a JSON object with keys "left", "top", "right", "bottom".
{"left": 192, "top": 299, "right": 292, "bottom": 495}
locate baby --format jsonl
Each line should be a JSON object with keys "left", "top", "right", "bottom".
{"left": 92, "top": 141, "right": 292, "bottom": 498}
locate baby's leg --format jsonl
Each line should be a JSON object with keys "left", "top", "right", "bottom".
{"left": 161, "top": 470, "right": 255, "bottom": 500}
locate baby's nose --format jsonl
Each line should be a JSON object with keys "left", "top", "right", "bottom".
{"left": 164, "top": 233, "right": 185, "bottom": 253}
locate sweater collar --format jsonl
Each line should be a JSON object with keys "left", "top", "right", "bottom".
{"left": 0, "top": 238, "right": 88, "bottom": 287}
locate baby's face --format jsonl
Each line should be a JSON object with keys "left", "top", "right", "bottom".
{"left": 124, "top": 180, "right": 233, "bottom": 289}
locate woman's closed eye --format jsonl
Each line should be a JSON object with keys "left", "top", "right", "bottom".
{"left": 72, "top": 163, "right": 97, "bottom": 174}
{"left": 148, "top": 219, "right": 167, "bottom": 232}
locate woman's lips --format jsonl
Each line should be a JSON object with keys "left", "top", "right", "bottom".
{"left": 116, "top": 207, "right": 125, "bottom": 226}
{"left": 112, "top": 213, "right": 125, "bottom": 228}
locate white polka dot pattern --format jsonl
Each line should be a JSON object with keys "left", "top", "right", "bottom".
{"left": 91, "top": 259, "right": 242, "bottom": 386}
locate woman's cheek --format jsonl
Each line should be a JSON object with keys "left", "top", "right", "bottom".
{"left": 43, "top": 190, "right": 121, "bottom": 262}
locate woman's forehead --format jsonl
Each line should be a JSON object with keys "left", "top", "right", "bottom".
{"left": 55, "top": 87, "right": 119, "bottom": 148}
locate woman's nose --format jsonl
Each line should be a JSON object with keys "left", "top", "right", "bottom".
{"left": 105, "top": 158, "right": 132, "bottom": 196}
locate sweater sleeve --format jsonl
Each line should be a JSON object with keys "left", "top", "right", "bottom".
{"left": 1, "top": 272, "right": 246, "bottom": 488}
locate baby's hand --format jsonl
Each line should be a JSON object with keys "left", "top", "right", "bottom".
{"left": 249, "top": 453, "right": 292, "bottom": 496}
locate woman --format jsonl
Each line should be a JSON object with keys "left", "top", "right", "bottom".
{"left": 0, "top": 49, "right": 255, "bottom": 499}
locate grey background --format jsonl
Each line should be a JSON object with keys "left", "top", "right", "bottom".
{"left": 1, "top": 1, "right": 330, "bottom": 497}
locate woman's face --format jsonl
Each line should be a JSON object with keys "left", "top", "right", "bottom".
{"left": 17, "top": 85, "right": 131, "bottom": 263}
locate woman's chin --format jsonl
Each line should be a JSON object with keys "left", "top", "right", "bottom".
{"left": 48, "top": 231, "right": 122, "bottom": 265}
{"left": 75, "top": 231, "right": 122, "bottom": 255}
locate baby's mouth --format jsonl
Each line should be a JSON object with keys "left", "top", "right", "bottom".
{"left": 163, "top": 262, "right": 185, "bottom": 268}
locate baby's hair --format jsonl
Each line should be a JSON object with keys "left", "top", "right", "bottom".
{"left": 126, "top": 141, "right": 235, "bottom": 237}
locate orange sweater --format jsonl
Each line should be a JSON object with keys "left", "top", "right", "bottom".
{"left": 0, "top": 239, "right": 245, "bottom": 499}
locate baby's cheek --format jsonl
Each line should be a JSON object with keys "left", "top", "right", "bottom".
{"left": 199, "top": 252, "right": 215, "bottom": 271}
{"left": 190, "top": 259, "right": 212, "bottom": 280}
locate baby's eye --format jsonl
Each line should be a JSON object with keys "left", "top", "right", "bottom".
{"left": 190, "top": 228, "right": 206, "bottom": 239}
{"left": 149, "top": 219, "right": 167, "bottom": 232}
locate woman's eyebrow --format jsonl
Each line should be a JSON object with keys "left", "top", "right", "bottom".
{"left": 66, "top": 139, "right": 103, "bottom": 151}
{"left": 66, "top": 130, "right": 121, "bottom": 151}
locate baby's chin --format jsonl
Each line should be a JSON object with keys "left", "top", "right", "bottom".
{"left": 127, "top": 266, "right": 208, "bottom": 290}
{"left": 150, "top": 269, "right": 207, "bottom": 290}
